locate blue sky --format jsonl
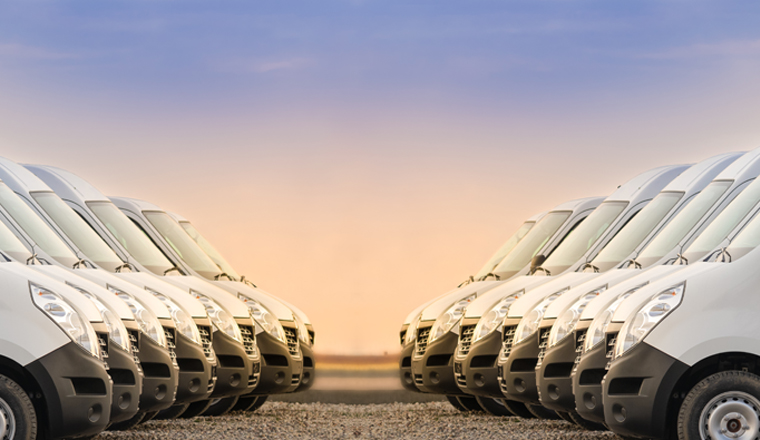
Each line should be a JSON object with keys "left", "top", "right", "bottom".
{"left": 2, "top": 1, "right": 760, "bottom": 353}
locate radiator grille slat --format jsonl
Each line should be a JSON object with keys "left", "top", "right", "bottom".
{"left": 536, "top": 327, "right": 551, "bottom": 367}
{"left": 284, "top": 327, "right": 300, "bottom": 356}
{"left": 457, "top": 325, "right": 476, "bottom": 356}
{"left": 572, "top": 329, "right": 587, "bottom": 372}
{"left": 501, "top": 325, "right": 517, "bottom": 358}
{"left": 605, "top": 331, "right": 618, "bottom": 370}
{"left": 415, "top": 327, "right": 431, "bottom": 357}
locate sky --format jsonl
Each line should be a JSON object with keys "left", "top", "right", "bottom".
{"left": 1, "top": 1, "right": 760, "bottom": 354}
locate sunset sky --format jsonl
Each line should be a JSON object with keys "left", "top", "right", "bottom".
{"left": 1, "top": 1, "right": 760, "bottom": 354}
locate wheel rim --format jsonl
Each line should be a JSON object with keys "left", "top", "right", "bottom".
{"left": 0, "top": 397, "right": 16, "bottom": 440}
{"left": 699, "top": 391, "right": 760, "bottom": 440}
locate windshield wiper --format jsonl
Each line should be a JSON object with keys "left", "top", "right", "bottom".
{"left": 479, "top": 273, "right": 501, "bottom": 281}
{"left": 532, "top": 266, "right": 551, "bottom": 276}
{"left": 115, "top": 262, "right": 136, "bottom": 273}
{"left": 163, "top": 266, "right": 183, "bottom": 276}
{"left": 623, "top": 259, "right": 642, "bottom": 269}
{"left": 214, "top": 272, "right": 233, "bottom": 281}
{"left": 26, "top": 254, "right": 40, "bottom": 265}
{"left": 580, "top": 263, "right": 599, "bottom": 273}
{"left": 72, "top": 259, "right": 93, "bottom": 269}
{"left": 706, "top": 247, "right": 732, "bottom": 263}
{"left": 457, "top": 276, "right": 475, "bottom": 288}
{"left": 239, "top": 275, "right": 257, "bottom": 288}
{"left": 674, "top": 253, "right": 688, "bottom": 265}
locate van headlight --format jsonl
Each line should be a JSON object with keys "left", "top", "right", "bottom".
{"left": 148, "top": 288, "right": 202, "bottom": 345}
{"left": 513, "top": 289, "right": 566, "bottom": 345}
{"left": 194, "top": 291, "right": 242, "bottom": 342}
{"left": 72, "top": 286, "right": 131, "bottom": 352}
{"left": 294, "top": 314, "right": 311, "bottom": 346}
{"left": 31, "top": 283, "right": 100, "bottom": 358}
{"left": 548, "top": 286, "right": 607, "bottom": 348}
{"left": 109, "top": 285, "right": 167, "bottom": 348}
{"left": 429, "top": 293, "right": 477, "bottom": 344}
{"left": 472, "top": 291, "right": 525, "bottom": 343}
{"left": 405, "top": 314, "right": 422, "bottom": 346}
{"left": 237, "top": 294, "right": 286, "bottom": 343}
{"left": 614, "top": 283, "right": 684, "bottom": 359}
{"left": 584, "top": 283, "right": 646, "bottom": 352}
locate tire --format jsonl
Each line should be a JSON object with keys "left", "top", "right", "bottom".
{"left": 247, "top": 395, "right": 268, "bottom": 412}
{"left": 0, "top": 374, "right": 37, "bottom": 440}
{"left": 678, "top": 370, "right": 760, "bottom": 440}
{"left": 556, "top": 410, "right": 575, "bottom": 424}
{"left": 180, "top": 400, "right": 213, "bottom": 419}
{"left": 107, "top": 411, "right": 146, "bottom": 431}
{"left": 154, "top": 403, "right": 190, "bottom": 420}
{"left": 502, "top": 400, "right": 536, "bottom": 419}
{"left": 232, "top": 396, "right": 258, "bottom": 412}
{"left": 446, "top": 396, "right": 467, "bottom": 412}
{"left": 456, "top": 396, "right": 484, "bottom": 412}
{"left": 475, "top": 397, "right": 515, "bottom": 416}
{"left": 526, "top": 404, "right": 561, "bottom": 420}
{"left": 568, "top": 410, "right": 607, "bottom": 431}
{"left": 201, "top": 397, "right": 240, "bottom": 417}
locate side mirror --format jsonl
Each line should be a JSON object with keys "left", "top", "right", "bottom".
{"left": 530, "top": 255, "right": 546, "bottom": 273}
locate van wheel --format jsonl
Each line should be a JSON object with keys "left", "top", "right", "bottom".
{"left": 475, "top": 397, "right": 514, "bottom": 416}
{"left": 154, "top": 403, "right": 190, "bottom": 420}
{"left": 456, "top": 396, "right": 484, "bottom": 412}
{"left": 179, "top": 400, "right": 212, "bottom": 419}
{"left": 678, "top": 371, "right": 760, "bottom": 440}
{"left": 232, "top": 396, "right": 258, "bottom": 412}
{"left": 567, "top": 410, "right": 606, "bottom": 431}
{"left": 247, "top": 396, "right": 268, "bottom": 412}
{"left": 526, "top": 404, "right": 560, "bottom": 420}
{"left": 107, "top": 411, "right": 146, "bottom": 431}
{"left": 446, "top": 396, "right": 467, "bottom": 411}
{"left": 502, "top": 401, "right": 536, "bottom": 419}
{"left": 0, "top": 374, "right": 36, "bottom": 440}
{"left": 201, "top": 397, "right": 239, "bottom": 417}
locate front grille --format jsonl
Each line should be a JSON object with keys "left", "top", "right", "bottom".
{"left": 239, "top": 325, "right": 257, "bottom": 358}
{"left": 453, "top": 362, "right": 466, "bottom": 387}
{"left": 457, "top": 325, "right": 476, "bottom": 356}
{"left": 605, "top": 332, "right": 618, "bottom": 370}
{"left": 128, "top": 329, "right": 142, "bottom": 371}
{"left": 97, "top": 332, "right": 109, "bottom": 364}
{"left": 400, "top": 330, "right": 406, "bottom": 345}
{"left": 415, "top": 327, "right": 431, "bottom": 357}
{"left": 501, "top": 325, "right": 517, "bottom": 358}
{"left": 291, "top": 374, "right": 300, "bottom": 386}
{"left": 208, "top": 365, "right": 217, "bottom": 392}
{"left": 197, "top": 325, "right": 214, "bottom": 360}
{"left": 164, "top": 327, "right": 178, "bottom": 367}
{"left": 573, "top": 329, "right": 587, "bottom": 372}
{"left": 413, "top": 374, "right": 423, "bottom": 386}
{"left": 497, "top": 365, "right": 508, "bottom": 394}
{"left": 308, "top": 331, "right": 315, "bottom": 345}
{"left": 284, "top": 327, "right": 299, "bottom": 356}
{"left": 536, "top": 327, "right": 551, "bottom": 367}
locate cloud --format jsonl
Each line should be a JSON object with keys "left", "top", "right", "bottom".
{"left": 213, "top": 56, "right": 314, "bottom": 74}
{"left": 639, "top": 39, "right": 760, "bottom": 60}
{"left": 0, "top": 42, "right": 78, "bottom": 61}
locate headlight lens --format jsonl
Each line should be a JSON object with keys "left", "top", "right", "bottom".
{"left": 194, "top": 291, "right": 242, "bottom": 342}
{"left": 548, "top": 285, "right": 607, "bottom": 348}
{"left": 405, "top": 313, "right": 422, "bottom": 346}
{"left": 584, "top": 283, "right": 647, "bottom": 352}
{"left": 513, "top": 289, "right": 566, "bottom": 345}
{"left": 108, "top": 285, "right": 167, "bottom": 348}
{"left": 147, "top": 288, "right": 202, "bottom": 345}
{"left": 31, "top": 283, "right": 100, "bottom": 357}
{"left": 614, "top": 283, "right": 684, "bottom": 359}
{"left": 429, "top": 293, "right": 477, "bottom": 343}
{"left": 472, "top": 291, "right": 525, "bottom": 343}
{"left": 294, "top": 314, "right": 311, "bottom": 346}
{"left": 72, "top": 286, "right": 130, "bottom": 352}
{"left": 237, "top": 293, "right": 286, "bottom": 343}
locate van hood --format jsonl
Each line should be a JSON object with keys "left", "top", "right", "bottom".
{"left": 161, "top": 276, "right": 250, "bottom": 318}
{"left": 420, "top": 280, "right": 502, "bottom": 321}
{"left": 578, "top": 266, "right": 674, "bottom": 321}
{"left": 463, "top": 276, "right": 551, "bottom": 319}
{"left": 503, "top": 273, "right": 593, "bottom": 319}
{"left": 113, "top": 272, "right": 209, "bottom": 318}
{"left": 213, "top": 280, "right": 294, "bottom": 321}
{"left": 543, "top": 270, "right": 640, "bottom": 319}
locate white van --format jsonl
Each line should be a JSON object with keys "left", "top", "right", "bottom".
{"left": 0, "top": 262, "right": 112, "bottom": 439}
{"left": 410, "top": 196, "right": 603, "bottom": 411}
{"left": 572, "top": 148, "right": 760, "bottom": 426}
{"left": 602, "top": 185, "right": 760, "bottom": 439}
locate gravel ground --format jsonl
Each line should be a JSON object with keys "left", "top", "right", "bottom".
{"left": 99, "top": 402, "right": 620, "bottom": 439}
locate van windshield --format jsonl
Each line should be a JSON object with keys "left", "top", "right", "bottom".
{"left": 474, "top": 221, "right": 535, "bottom": 279}
{"left": 87, "top": 201, "right": 175, "bottom": 275}
{"left": 0, "top": 183, "right": 79, "bottom": 267}
{"left": 0, "top": 217, "right": 35, "bottom": 262}
{"left": 180, "top": 221, "right": 242, "bottom": 280}
{"left": 32, "top": 192, "right": 124, "bottom": 271}
{"left": 539, "top": 201, "right": 627, "bottom": 275}
{"left": 590, "top": 192, "right": 683, "bottom": 271}
{"left": 144, "top": 211, "right": 223, "bottom": 280}
{"left": 682, "top": 178, "right": 760, "bottom": 262}
{"left": 635, "top": 181, "right": 732, "bottom": 267}
{"left": 491, "top": 211, "right": 572, "bottom": 279}
{"left": 725, "top": 211, "right": 760, "bottom": 260}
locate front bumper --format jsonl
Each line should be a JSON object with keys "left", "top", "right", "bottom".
{"left": 454, "top": 324, "right": 502, "bottom": 398}
{"left": 410, "top": 326, "right": 461, "bottom": 395}
{"left": 537, "top": 328, "right": 580, "bottom": 412}
{"left": 98, "top": 326, "right": 141, "bottom": 424}
{"left": 252, "top": 329, "right": 303, "bottom": 395}
{"left": 295, "top": 343, "right": 315, "bottom": 392}
{"left": 173, "top": 321, "right": 216, "bottom": 404}
{"left": 135, "top": 324, "right": 179, "bottom": 412}
{"left": 496, "top": 319, "right": 541, "bottom": 404}
{"left": 573, "top": 324, "right": 621, "bottom": 424}
{"left": 603, "top": 342, "right": 688, "bottom": 439}
{"left": 399, "top": 342, "right": 418, "bottom": 392}
{"left": 210, "top": 328, "right": 256, "bottom": 398}
{"left": 26, "top": 341, "right": 112, "bottom": 439}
